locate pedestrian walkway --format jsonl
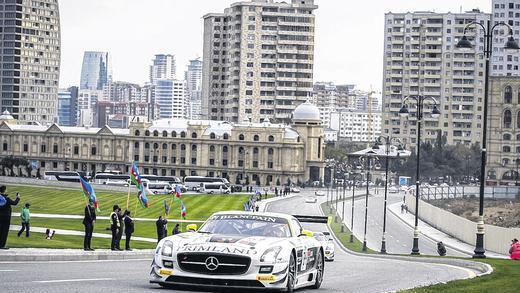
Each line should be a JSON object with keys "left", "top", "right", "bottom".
{"left": 9, "top": 225, "right": 156, "bottom": 243}
{"left": 388, "top": 202, "right": 507, "bottom": 259}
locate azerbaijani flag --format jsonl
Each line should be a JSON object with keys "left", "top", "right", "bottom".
{"left": 180, "top": 201, "right": 187, "bottom": 219}
{"left": 175, "top": 185, "right": 182, "bottom": 199}
{"left": 130, "top": 162, "right": 149, "bottom": 208}
{"left": 79, "top": 176, "right": 99, "bottom": 210}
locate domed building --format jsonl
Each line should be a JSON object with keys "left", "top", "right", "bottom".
{"left": 0, "top": 106, "right": 325, "bottom": 186}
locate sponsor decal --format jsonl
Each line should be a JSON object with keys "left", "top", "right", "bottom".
{"left": 178, "top": 245, "right": 253, "bottom": 255}
{"left": 159, "top": 268, "right": 174, "bottom": 276}
{"left": 209, "top": 235, "right": 245, "bottom": 243}
{"left": 211, "top": 214, "right": 287, "bottom": 224}
{"left": 256, "top": 274, "right": 277, "bottom": 282}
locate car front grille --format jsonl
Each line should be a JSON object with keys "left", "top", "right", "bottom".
{"left": 177, "top": 253, "right": 251, "bottom": 275}
{"left": 165, "top": 275, "right": 264, "bottom": 288}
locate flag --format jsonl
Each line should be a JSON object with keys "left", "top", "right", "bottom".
{"left": 243, "top": 202, "right": 250, "bottom": 211}
{"left": 180, "top": 201, "right": 187, "bottom": 219}
{"left": 175, "top": 185, "right": 182, "bottom": 199}
{"left": 79, "top": 176, "right": 99, "bottom": 210}
{"left": 130, "top": 162, "right": 149, "bottom": 208}
{"left": 163, "top": 200, "right": 170, "bottom": 216}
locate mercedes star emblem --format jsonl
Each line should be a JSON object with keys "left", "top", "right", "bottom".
{"left": 205, "top": 256, "right": 219, "bottom": 271}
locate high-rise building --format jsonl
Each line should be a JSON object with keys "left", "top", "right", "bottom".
{"left": 77, "top": 90, "right": 101, "bottom": 126}
{"left": 202, "top": 0, "right": 317, "bottom": 123}
{"left": 382, "top": 10, "right": 489, "bottom": 147}
{"left": 0, "top": 0, "right": 61, "bottom": 124}
{"left": 491, "top": 0, "right": 520, "bottom": 76}
{"left": 58, "top": 86, "right": 78, "bottom": 126}
{"left": 150, "top": 54, "right": 176, "bottom": 83}
{"left": 330, "top": 109, "right": 382, "bottom": 142}
{"left": 152, "top": 79, "right": 187, "bottom": 119}
{"left": 185, "top": 58, "right": 203, "bottom": 120}
{"left": 80, "top": 51, "right": 111, "bottom": 90}
{"left": 312, "top": 82, "right": 352, "bottom": 109}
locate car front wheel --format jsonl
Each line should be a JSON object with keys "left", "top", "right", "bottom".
{"left": 311, "top": 251, "right": 324, "bottom": 289}
{"left": 286, "top": 252, "right": 296, "bottom": 292}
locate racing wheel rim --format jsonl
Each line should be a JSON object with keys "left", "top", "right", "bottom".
{"left": 315, "top": 251, "right": 324, "bottom": 286}
{"left": 287, "top": 253, "right": 296, "bottom": 292}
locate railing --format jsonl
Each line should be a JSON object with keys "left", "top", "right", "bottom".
{"left": 418, "top": 185, "right": 520, "bottom": 200}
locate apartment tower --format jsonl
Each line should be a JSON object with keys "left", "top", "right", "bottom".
{"left": 202, "top": 0, "right": 317, "bottom": 123}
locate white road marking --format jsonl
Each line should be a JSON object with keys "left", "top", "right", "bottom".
{"left": 0, "top": 269, "right": 19, "bottom": 272}
{"left": 33, "top": 278, "right": 115, "bottom": 284}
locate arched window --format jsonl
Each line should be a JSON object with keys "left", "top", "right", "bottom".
{"left": 91, "top": 145, "right": 97, "bottom": 156}
{"left": 153, "top": 143, "right": 159, "bottom": 149}
{"left": 253, "top": 147, "right": 259, "bottom": 154}
{"left": 487, "top": 169, "right": 497, "bottom": 179}
{"left": 145, "top": 142, "right": 150, "bottom": 149}
{"left": 171, "top": 144, "right": 177, "bottom": 150}
{"left": 134, "top": 142, "right": 139, "bottom": 148}
{"left": 180, "top": 131, "right": 186, "bottom": 138}
{"left": 504, "top": 110, "right": 512, "bottom": 128}
{"left": 268, "top": 148, "right": 274, "bottom": 155}
{"left": 503, "top": 145, "right": 512, "bottom": 153}
{"left": 253, "top": 135, "right": 259, "bottom": 141}
{"left": 181, "top": 144, "right": 186, "bottom": 151}
{"left": 223, "top": 133, "right": 229, "bottom": 140}
{"left": 162, "top": 131, "right": 168, "bottom": 137}
{"left": 162, "top": 143, "right": 167, "bottom": 150}
{"left": 516, "top": 146, "right": 520, "bottom": 153}
{"left": 153, "top": 130, "right": 159, "bottom": 137}
{"left": 268, "top": 135, "right": 274, "bottom": 142}
{"left": 134, "top": 130, "right": 140, "bottom": 136}
{"left": 210, "top": 133, "right": 216, "bottom": 139}
{"left": 223, "top": 146, "right": 228, "bottom": 153}
{"left": 239, "top": 134, "right": 245, "bottom": 141}
{"left": 209, "top": 145, "right": 215, "bottom": 152}
{"left": 191, "top": 132, "right": 197, "bottom": 138}
{"left": 145, "top": 130, "right": 150, "bottom": 136}
{"left": 517, "top": 134, "right": 520, "bottom": 141}
{"left": 503, "top": 133, "right": 512, "bottom": 140}
{"left": 172, "top": 131, "right": 177, "bottom": 137}
{"left": 505, "top": 86, "right": 513, "bottom": 103}
{"left": 191, "top": 144, "right": 197, "bottom": 151}
{"left": 502, "top": 158, "right": 510, "bottom": 166}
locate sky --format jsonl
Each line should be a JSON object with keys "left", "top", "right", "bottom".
{"left": 58, "top": 0, "right": 491, "bottom": 91}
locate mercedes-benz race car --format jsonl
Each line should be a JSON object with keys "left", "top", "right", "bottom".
{"left": 313, "top": 232, "right": 335, "bottom": 261}
{"left": 150, "top": 211, "right": 329, "bottom": 292}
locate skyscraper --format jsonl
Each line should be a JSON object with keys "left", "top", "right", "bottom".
{"left": 153, "top": 79, "right": 186, "bottom": 119}
{"left": 382, "top": 10, "right": 489, "bottom": 147}
{"left": 491, "top": 0, "right": 520, "bottom": 76}
{"left": 202, "top": 0, "right": 317, "bottom": 123}
{"left": 58, "top": 86, "right": 78, "bottom": 127}
{"left": 80, "top": 51, "right": 111, "bottom": 90}
{"left": 185, "top": 58, "right": 202, "bottom": 119}
{"left": 0, "top": 0, "right": 61, "bottom": 124}
{"left": 150, "top": 54, "right": 176, "bottom": 83}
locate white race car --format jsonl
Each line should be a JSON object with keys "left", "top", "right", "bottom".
{"left": 305, "top": 196, "right": 318, "bottom": 203}
{"left": 150, "top": 211, "right": 328, "bottom": 292}
{"left": 313, "top": 232, "right": 335, "bottom": 261}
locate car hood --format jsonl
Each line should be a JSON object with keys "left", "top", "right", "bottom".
{"left": 165, "top": 233, "right": 289, "bottom": 256}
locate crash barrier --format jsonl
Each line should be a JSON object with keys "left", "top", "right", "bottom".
{"left": 419, "top": 185, "right": 520, "bottom": 201}
{"left": 405, "top": 195, "right": 520, "bottom": 255}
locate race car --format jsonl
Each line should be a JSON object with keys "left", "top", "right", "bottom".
{"left": 313, "top": 232, "right": 335, "bottom": 261}
{"left": 150, "top": 211, "right": 328, "bottom": 292}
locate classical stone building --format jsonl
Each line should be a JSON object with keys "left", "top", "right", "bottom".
{"left": 0, "top": 103, "right": 325, "bottom": 186}
{"left": 487, "top": 76, "right": 520, "bottom": 186}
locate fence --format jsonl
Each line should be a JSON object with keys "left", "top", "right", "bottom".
{"left": 418, "top": 186, "right": 519, "bottom": 201}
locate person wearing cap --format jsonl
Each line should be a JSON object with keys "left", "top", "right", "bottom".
{"left": 82, "top": 201, "right": 96, "bottom": 251}
{"left": 0, "top": 185, "right": 20, "bottom": 249}
{"left": 17, "top": 203, "right": 30, "bottom": 237}
{"left": 110, "top": 205, "right": 121, "bottom": 251}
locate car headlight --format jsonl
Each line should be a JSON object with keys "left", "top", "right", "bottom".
{"left": 161, "top": 240, "right": 174, "bottom": 257}
{"left": 260, "top": 246, "right": 282, "bottom": 263}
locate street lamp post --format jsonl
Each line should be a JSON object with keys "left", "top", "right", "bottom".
{"left": 349, "top": 172, "right": 358, "bottom": 243}
{"left": 399, "top": 96, "right": 441, "bottom": 255}
{"left": 456, "top": 21, "right": 519, "bottom": 258}
{"left": 373, "top": 137, "right": 404, "bottom": 254}
{"left": 358, "top": 152, "right": 378, "bottom": 252}
{"left": 341, "top": 176, "right": 347, "bottom": 233}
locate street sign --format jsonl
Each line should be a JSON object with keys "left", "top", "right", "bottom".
{"left": 399, "top": 176, "right": 410, "bottom": 186}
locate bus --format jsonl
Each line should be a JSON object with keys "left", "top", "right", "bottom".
{"left": 141, "top": 175, "right": 182, "bottom": 185}
{"left": 93, "top": 173, "right": 130, "bottom": 185}
{"left": 200, "top": 182, "right": 231, "bottom": 194}
{"left": 184, "top": 176, "right": 230, "bottom": 191}
{"left": 43, "top": 171, "right": 87, "bottom": 182}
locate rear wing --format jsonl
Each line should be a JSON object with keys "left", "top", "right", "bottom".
{"left": 293, "top": 215, "right": 329, "bottom": 224}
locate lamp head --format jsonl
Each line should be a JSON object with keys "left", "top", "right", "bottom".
{"left": 431, "top": 105, "right": 441, "bottom": 119}
{"left": 505, "top": 35, "right": 520, "bottom": 51}
{"left": 399, "top": 104, "right": 409, "bottom": 117}
{"left": 456, "top": 35, "right": 473, "bottom": 49}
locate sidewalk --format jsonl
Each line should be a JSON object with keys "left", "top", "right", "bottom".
{"left": 0, "top": 247, "right": 154, "bottom": 262}
{"left": 257, "top": 194, "right": 298, "bottom": 212}
{"left": 388, "top": 202, "right": 507, "bottom": 259}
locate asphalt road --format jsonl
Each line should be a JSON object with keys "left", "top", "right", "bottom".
{"left": 0, "top": 193, "right": 475, "bottom": 293}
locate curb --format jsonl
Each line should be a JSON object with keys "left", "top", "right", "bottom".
{"left": 0, "top": 249, "right": 155, "bottom": 262}
{"left": 319, "top": 203, "right": 493, "bottom": 278}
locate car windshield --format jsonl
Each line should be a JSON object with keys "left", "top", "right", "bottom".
{"left": 199, "top": 214, "right": 291, "bottom": 238}
{"left": 313, "top": 233, "right": 326, "bottom": 241}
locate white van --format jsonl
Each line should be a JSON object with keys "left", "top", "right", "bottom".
{"left": 144, "top": 181, "right": 174, "bottom": 195}
{"left": 200, "top": 183, "right": 231, "bottom": 194}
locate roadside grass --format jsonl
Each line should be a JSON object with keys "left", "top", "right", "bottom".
{"left": 6, "top": 231, "right": 155, "bottom": 249}
{"left": 321, "top": 202, "right": 376, "bottom": 254}
{"left": 5, "top": 185, "right": 250, "bottom": 220}
{"left": 400, "top": 258, "right": 520, "bottom": 293}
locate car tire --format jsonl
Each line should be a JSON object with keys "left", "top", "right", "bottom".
{"left": 310, "top": 251, "right": 324, "bottom": 289}
{"left": 158, "top": 282, "right": 175, "bottom": 289}
{"left": 286, "top": 252, "right": 296, "bottom": 292}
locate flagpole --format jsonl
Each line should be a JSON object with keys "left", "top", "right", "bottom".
{"left": 126, "top": 183, "right": 131, "bottom": 210}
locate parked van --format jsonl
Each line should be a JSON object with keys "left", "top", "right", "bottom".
{"left": 200, "top": 183, "right": 231, "bottom": 194}
{"left": 144, "top": 181, "right": 174, "bottom": 195}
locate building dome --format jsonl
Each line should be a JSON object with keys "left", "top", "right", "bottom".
{"left": 0, "top": 110, "right": 14, "bottom": 121}
{"left": 293, "top": 101, "right": 321, "bottom": 122}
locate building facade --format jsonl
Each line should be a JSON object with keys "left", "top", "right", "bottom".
{"left": 185, "top": 58, "right": 203, "bottom": 120}
{"left": 153, "top": 79, "right": 187, "bottom": 119}
{"left": 491, "top": 0, "right": 520, "bottom": 76}
{"left": 0, "top": 103, "right": 325, "bottom": 185}
{"left": 150, "top": 54, "right": 176, "bottom": 83}
{"left": 80, "top": 51, "right": 111, "bottom": 91}
{"left": 382, "top": 11, "right": 489, "bottom": 147}
{"left": 202, "top": 0, "right": 317, "bottom": 123}
{"left": 57, "top": 86, "right": 78, "bottom": 127}
{"left": 0, "top": 0, "right": 61, "bottom": 124}
{"left": 487, "top": 76, "right": 520, "bottom": 186}
{"left": 330, "top": 109, "right": 382, "bottom": 142}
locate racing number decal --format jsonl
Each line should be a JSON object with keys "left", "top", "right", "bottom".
{"left": 298, "top": 247, "right": 317, "bottom": 273}
{"left": 296, "top": 249, "right": 304, "bottom": 272}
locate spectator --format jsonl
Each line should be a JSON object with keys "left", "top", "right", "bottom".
{"left": 156, "top": 216, "right": 168, "bottom": 242}
{"left": 82, "top": 202, "right": 96, "bottom": 251}
{"left": 17, "top": 203, "right": 31, "bottom": 238}
{"left": 123, "top": 210, "right": 134, "bottom": 251}
{"left": 437, "top": 242, "right": 447, "bottom": 256}
{"left": 110, "top": 205, "right": 121, "bottom": 251}
{"left": 510, "top": 239, "right": 520, "bottom": 260}
{"left": 172, "top": 223, "right": 180, "bottom": 235}
{"left": 0, "top": 186, "right": 20, "bottom": 249}
{"left": 115, "top": 208, "right": 124, "bottom": 250}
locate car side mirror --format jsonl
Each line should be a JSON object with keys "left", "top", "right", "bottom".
{"left": 186, "top": 224, "right": 198, "bottom": 232}
{"left": 299, "top": 229, "right": 313, "bottom": 237}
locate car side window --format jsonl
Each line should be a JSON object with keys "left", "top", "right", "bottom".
{"left": 291, "top": 219, "right": 303, "bottom": 236}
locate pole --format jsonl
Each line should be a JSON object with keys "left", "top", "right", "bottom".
{"left": 411, "top": 98, "right": 422, "bottom": 255}
{"left": 125, "top": 183, "right": 131, "bottom": 210}
{"left": 350, "top": 176, "right": 355, "bottom": 243}
{"left": 362, "top": 156, "right": 370, "bottom": 252}
{"left": 474, "top": 20, "right": 492, "bottom": 259}
{"left": 341, "top": 179, "right": 346, "bottom": 233}
{"left": 381, "top": 140, "right": 390, "bottom": 254}
{"left": 334, "top": 179, "right": 339, "bottom": 223}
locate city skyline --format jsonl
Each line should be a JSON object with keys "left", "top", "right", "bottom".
{"left": 58, "top": 0, "right": 490, "bottom": 90}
